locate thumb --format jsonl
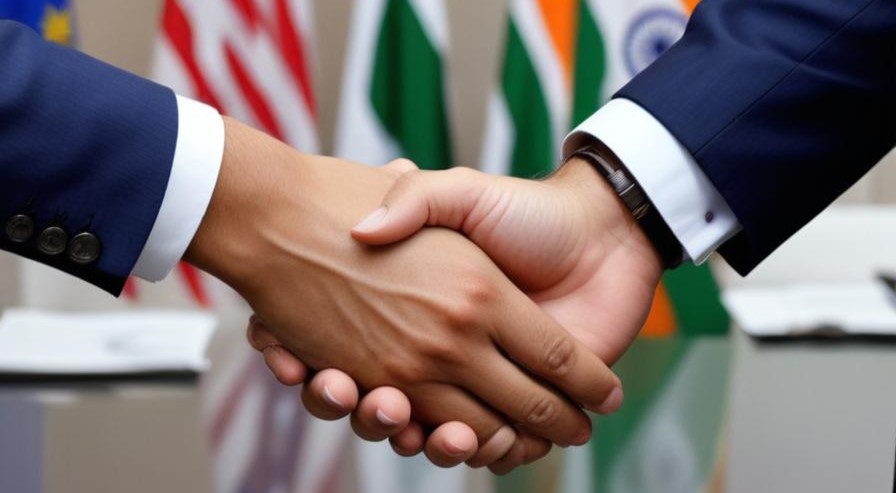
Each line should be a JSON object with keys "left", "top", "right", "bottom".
{"left": 352, "top": 167, "right": 488, "bottom": 246}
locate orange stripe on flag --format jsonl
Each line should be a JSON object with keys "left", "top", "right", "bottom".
{"left": 681, "top": 0, "right": 700, "bottom": 15}
{"left": 640, "top": 283, "right": 677, "bottom": 338}
{"left": 536, "top": 0, "right": 577, "bottom": 84}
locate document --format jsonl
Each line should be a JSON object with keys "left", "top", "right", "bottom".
{"left": 0, "top": 309, "right": 217, "bottom": 375}
{"left": 722, "top": 282, "right": 896, "bottom": 337}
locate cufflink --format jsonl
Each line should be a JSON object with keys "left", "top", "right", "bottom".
{"left": 38, "top": 226, "right": 68, "bottom": 255}
{"left": 69, "top": 232, "right": 101, "bottom": 265}
{"left": 5, "top": 214, "right": 35, "bottom": 243}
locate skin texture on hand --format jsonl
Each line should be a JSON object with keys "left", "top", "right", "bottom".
{"left": 352, "top": 159, "right": 664, "bottom": 365}
{"left": 252, "top": 158, "right": 664, "bottom": 472}
{"left": 182, "top": 118, "right": 624, "bottom": 472}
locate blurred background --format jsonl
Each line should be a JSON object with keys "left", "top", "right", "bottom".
{"left": 1, "top": 1, "right": 895, "bottom": 492}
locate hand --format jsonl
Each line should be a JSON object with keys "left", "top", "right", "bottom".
{"left": 351, "top": 160, "right": 664, "bottom": 364}
{"left": 253, "top": 158, "right": 659, "bottom": 470}
{"left": 183, "top": 119, "right": 623, "bottom": 471}
{"left": 246, "top": 315, "right": 491, "bottom": 468}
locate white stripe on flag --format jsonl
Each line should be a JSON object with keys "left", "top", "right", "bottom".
{"left": 333, "top": 0, "right": 402, "bottom": 165}
{"left": 479, "top": 90, "right": 514, "bottom": 175}
{"left": 511, "top": 0, "right": 570, "bottom": 160}
{"left": 150, "top": 37, "right": 194, "bottom": 97}
{"left": 408, "top": 0, "right": 449, "bottom": 51}
{"left": 586, "top": 0, "right": 686, "bottom": 100}
{"left": 227, "top": 29, "right": 319, "bottom": 151}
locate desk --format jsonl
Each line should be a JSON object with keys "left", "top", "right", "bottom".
{"left": 0, "top": 379, "right": 211, "bottom": 493}
{"left": 726, "top": 329, "right": 896, "bottom": 492}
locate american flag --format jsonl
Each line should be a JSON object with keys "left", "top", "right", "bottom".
{"left": 150, "top": 1, "right": 350, "bottom": 492}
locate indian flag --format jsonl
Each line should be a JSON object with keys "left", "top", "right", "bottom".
{"left": 485, "top": 1, "right": 731, "bottom": 492}
{"left": 334, "top": 0, "right": 452, "bottom": 170}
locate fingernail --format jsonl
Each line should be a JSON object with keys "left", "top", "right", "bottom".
{"left": 597, "top": 386, "right": 623, "bottom": 415}
{"left": 444, "top": 437, "right": 469, "bottom": 458}
{"left": 353, "top": 206, "right": 388, "bottom": 233}
{"left": 572, "top": 427, "right": 592, "bottom": 446}
{"left": 322, "top": 385, "right": 345, "bottom": 409}
{"left": 375, "top": 408, "right": 399, "bottom": 427}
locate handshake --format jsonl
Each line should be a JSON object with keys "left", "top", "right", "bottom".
{"left": 184, "top": 117, "right": 665, "bottom": 474}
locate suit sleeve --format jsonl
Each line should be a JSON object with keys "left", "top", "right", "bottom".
{"left": 616, "top": 0, "right": 896, "bottom": 275}
{"left": 0, "top": 20, "right": 179, "bottom": 295}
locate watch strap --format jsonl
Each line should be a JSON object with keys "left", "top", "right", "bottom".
{"left": 566, "top": 145, "right": 683, "bottom": 269}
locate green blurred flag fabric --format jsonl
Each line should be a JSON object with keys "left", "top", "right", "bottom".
{"left": 488, "top": 0, "right": 731, "bottom": 491}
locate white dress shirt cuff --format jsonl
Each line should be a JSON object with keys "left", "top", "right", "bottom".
{"left": 131, "top": 95, "right": 224, "bottom": 281}
{"left": 563, "top": 98, "right": 741, "bottom": 264}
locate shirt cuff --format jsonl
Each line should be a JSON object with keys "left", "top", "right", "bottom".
{"left": 563, "top": 98, "right": 741, "bottom": 264}
{"left": 131, "top": 95, "right": 224, "bottom": 281}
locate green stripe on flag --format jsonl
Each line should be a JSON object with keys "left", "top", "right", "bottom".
{"left": 502, "top": 20, "right": 554, "bottom": 178}
{"left": 664, "top": 264, "right": 730, "bottom": 336}
{"left": 571, "top": 0, "right": 607, "bottom": 127}
{"left": 370, "top": 0, "right": 452, "bottom": 170}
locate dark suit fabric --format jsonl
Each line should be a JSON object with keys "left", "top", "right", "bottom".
{"left": 0, "top": 21, "right": 179, "bottom": 294}
{"left": 618, "top": 0, "right": 896, "bottom": 274}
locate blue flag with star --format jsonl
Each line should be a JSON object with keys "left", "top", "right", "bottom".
{"left": 0, "top": 0, "right": 74, "bottom": 45}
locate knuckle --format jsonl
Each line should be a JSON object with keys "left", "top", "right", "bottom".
{"left": 393, "top": 168, "right": 423, "bottom": 191}
{"left": 542, "top": 336, "right": 576, "bottom": 377}
{"left": 445, "top": 300, "right": 478, "bottom": 328}
{"left": 421, "top": 336, "right": 467, "bottom": 368}
{"left": 446, "top": 166, "right": 477, "bottom": 181}
{"left": 446, "top": 281, "right": 495, "bottom": 328}
{"left": 391, "top": 158, "right": 417, "bottom": 170}
{"left": 521, "top": 395, "right": 560, "bottom": 428}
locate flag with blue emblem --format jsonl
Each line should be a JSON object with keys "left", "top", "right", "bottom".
{"left": 484, "top": 1, "right": 730, "bottom": 492}
{"left": 0, "top": 0, "right": 74, "bottom": 45}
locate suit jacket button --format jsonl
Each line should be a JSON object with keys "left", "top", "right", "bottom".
{"left": 5, "top": 215, "right": 34, "bottom": 243}
{"left": 69, "top": 232, "right": 101, "bottom": 265}
{"left": 38, "top": 226, "right": 68, "bottom": 255}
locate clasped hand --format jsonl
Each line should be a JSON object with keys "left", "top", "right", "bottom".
{"left": 185, "top": 120, "right": 661, "bottom": 474}
{"left": 245, "top": 155, "right": 664, "bottom": 472}
{"left": 249, "top": 161, "right": 661, "bottom": 472}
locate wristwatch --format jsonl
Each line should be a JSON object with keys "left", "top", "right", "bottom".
{"left": 565, "top": 142, "right": 683, "bottom": 269}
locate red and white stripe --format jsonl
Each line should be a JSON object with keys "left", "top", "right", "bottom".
{"left": 152, "top": 3, "right": 350, "bottom": 493}
{"left": 154, "top": 0, "right": 318, "bottom": 150}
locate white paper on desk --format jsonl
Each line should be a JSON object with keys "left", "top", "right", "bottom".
{"left": 0, "top": 309, "right": 217, "bottom": 374}
{"left": 722, "top": 282, "right": 896, "bottom": 337}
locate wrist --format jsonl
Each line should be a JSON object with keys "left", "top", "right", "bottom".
{"left": 183, "top": 117, "right": 296, "bottom": 291}
{"left": 562, "top": 140, "right": 684, "bottom": 271}
{"left": 183, "top": 117, "right": 399, "bottom": 297}
{"left": 552, "top": 158, "right": 664, "bottom": 278}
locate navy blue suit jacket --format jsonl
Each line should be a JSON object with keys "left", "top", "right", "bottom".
{"left": 618, "top": 0, "right": 896, "bottom": 275}
{"left": 0, "top": 21, "right": 178, "bottom": 294}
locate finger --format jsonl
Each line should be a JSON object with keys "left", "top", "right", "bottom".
{"left": 424, "top": 422, "right": 478, "bottom": 467}
{"left": 247, "top": 316, "right": 308, "bottom": 386}
{"left": 262, "top": 345, "right": 308, "bottom": 386}
{"left": 423, "top": 423, "right": 518, "bottom": 469}
{"left": 410, "top": 383, "right": 516, "bottom": 468}
{"left": 462, "top": 342, "right": 593, "bottom": 447}
{"left": 492, "top": 296, "right": 624, "bottom": 417}
{"left": 390, "top": 421, "right": 426, "bottom": 457}
{"left": 465, "top": 425, "right": 516, "bottom": 468}
{"left": 349, "top": 387, "right": 411, "bottom": 442}
{"left": 352, "top": 167, "right": 488, "bottom": 245}
{"left": 246, "top": 315, "right": 281, "bottom": 351}
{"left": 488, "top": 431, "right": 553, "bottom": 475}
{"left": 302, "top": 368, "right": 360, "bottom": 420}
